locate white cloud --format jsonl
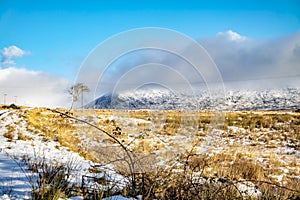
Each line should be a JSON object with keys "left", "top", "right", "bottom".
{"left": 90, "top": 30, "right": 300, "bottom": 92}
{"left": 217, "top": 30, "right": 247, "bottom": 41}
{"left": 0, "top": 67, "right": 71, "bottom": 108}
{"left": 201, "top": 30, "right": 300, "bottom": 89}
{"left": 1, "top": 45, "right": 30, "bottom": 66}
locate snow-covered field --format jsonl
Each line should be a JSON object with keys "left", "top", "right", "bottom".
{"left": 0, "top": 107, "right": 299, "bottom": 199}
{"left": 0, "top": 110, "right": 128, "bottom": 200}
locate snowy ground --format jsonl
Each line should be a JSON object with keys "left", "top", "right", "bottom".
{"left": 0, "top": 110, "right": 127, "bottom": 200}
{"left": 0, "top": 110, "right": 32, "bottom": 199}
{"left": 0, "top": 108, "right": 299, "bottom": 199}
{"left": 0, "top": 151, "right": 31, "bottom": 199}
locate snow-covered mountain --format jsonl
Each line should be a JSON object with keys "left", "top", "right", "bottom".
{"left": 86, "top": 88, "right": 300, "bottom": 111}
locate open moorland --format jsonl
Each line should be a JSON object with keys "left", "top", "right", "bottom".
{"left": 0, "top": 105, "right": 300, "bottom": 199}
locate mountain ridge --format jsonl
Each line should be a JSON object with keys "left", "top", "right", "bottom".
{"left": 86, "top": 88, "right": 300, "bottom": 111}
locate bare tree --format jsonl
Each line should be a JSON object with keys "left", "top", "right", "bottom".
{"left": 69, "top": 83, "right": 90, "bottom": 110}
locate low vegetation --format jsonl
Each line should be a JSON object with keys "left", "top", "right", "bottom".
{"left": 1, "top": 104, "right": 21, "bottom": 110}
{"left": 1, "top": 107, "right": 300, "bottom": 199}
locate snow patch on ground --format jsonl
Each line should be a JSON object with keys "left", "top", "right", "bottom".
{"left": 0, "top": 110, "right": 126, "bottom": 199}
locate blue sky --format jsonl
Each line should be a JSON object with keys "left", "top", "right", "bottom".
{"left": 0, "top": 0, "right": 299, "bottom": 107}
{"left": 1, "top": 0, "right": 300, "bottom": 79}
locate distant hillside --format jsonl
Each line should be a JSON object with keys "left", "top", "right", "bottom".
{"left": 86, "top": 88, "right": 300, "bottom": 111}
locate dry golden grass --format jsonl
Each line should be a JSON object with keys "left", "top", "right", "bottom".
{"left": 17, "top": 132, "right": 33, "bottom": 141}
{"left": 92, "top": 110, "right": 299, "bottom": 173}
{"left": 5, "top": 107, "right": 299, "bottom": 195}
{"left": 133, "top": 139, "right": 165, "bottom": 154}
{"left": 3, "top": 122, "right": 17, "bottom": 142}
{"left": 4, "top": 107, "right": 300, "bottom": 199}
{"left": 3, "top": 128, "right": 14, "bottom": 142}
{"left": 24, "top": 107, "right": 98, "bottom": 161}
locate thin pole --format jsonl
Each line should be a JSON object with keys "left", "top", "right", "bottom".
{"left": 3, "top": 94, "right": 7, "bottom": 105}
{"left": 81, "top": 87, "right": 83, "bottom": 109}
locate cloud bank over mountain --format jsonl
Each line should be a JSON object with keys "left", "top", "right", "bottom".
{"left": 91, "top": 30, "right": 300, "bottom": 98}
{"left": 201, "top": 30, "right": 300, "bottom": 88}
